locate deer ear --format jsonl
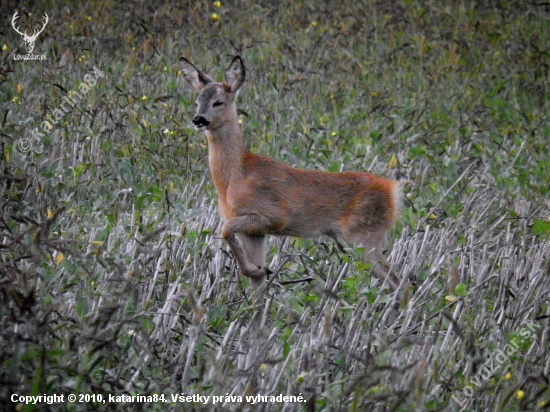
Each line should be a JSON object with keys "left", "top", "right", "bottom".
{"left": 180, "top": 57, "right": 214, "bottom": 91}
{"left": 223, "top": 56, "right": 246, "bottom": 93}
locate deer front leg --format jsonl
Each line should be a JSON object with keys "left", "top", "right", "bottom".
{"left": 237, "top": 234, "right": 267, "bottom": 304}
{"left": 222, "top": 215, "right": 273, "bottom": 279}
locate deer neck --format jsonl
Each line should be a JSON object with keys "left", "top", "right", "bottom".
{"left": 205, "top": 113, "right": 248, "bottom": 197}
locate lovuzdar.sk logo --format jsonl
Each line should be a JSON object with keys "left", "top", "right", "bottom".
{"left": 11, "top": 10, "right": 48, "bottom": 61}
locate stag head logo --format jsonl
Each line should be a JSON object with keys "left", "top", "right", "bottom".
{"left": 11, "top": 11, "right": 49, "bottom": 54}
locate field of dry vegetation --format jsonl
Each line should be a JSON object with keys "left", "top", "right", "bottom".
{"left": 1, "top": 0, "right": 550, "bottom": 410}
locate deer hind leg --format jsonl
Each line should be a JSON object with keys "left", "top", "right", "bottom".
{"left": 367, "top": 250, "right": 400, "bottom": 292}
{"left": 354, "top": 231, "right": 400, "bottom": 292}
{"left": 222, "top": 214, "right": 272, "bottom": 280}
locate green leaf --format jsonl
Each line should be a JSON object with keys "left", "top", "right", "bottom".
{"left": 533, "top": 219, "right": 550, "bottom": 236}
{"left": 74, "top": 163, "right": 88, "bottom": 179}
{"left": 283, "top": 341, "right": 290, "bottom": 358}
{"left": 455, "top": 283, "right": 467, "bottom": 297}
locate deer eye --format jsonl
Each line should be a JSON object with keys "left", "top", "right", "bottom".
{"left": 213, "top": 101, "right": 223, "bottom": 107}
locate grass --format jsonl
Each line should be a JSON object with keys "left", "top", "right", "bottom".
{"left": 1, "top": 0, "right": 550, "bottom": 410}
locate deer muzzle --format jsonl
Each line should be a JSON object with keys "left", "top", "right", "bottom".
{"left": 192, "top": 116, "right": 210, "bottom": 130}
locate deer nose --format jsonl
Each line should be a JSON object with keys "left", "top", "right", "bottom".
{"left": 192, "top": 116, "right": 210, "bottom": 128}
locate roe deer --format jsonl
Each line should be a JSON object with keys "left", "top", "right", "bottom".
{"left": 180, "top": 56, "right": 402, "bottom": 291}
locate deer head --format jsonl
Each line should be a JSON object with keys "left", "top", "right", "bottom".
{"left": 180, "top": 56, "right": 246, "bottom": 131}
{"left": 12, "top": 11, "right": 49, "bottom": 54}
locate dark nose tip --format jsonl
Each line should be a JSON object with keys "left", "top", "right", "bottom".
{"left": 192, "top": 116, "right": 210, "bottom": 128}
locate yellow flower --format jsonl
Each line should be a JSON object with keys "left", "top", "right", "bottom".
{"left": 296, "top": 371, "right": 308, "bottom": 382}
{"left": 2, "top": 44, "right": 8, "bottom": 51}
{"left": 213, "top": 1, "right": 222, "bottom": 7}
{"left": 55, "top": 253, "right": 64, "bottom": 265}
{"left": 503, "top": 372, "right": 511, "bottom": 381}
{"left": 516, "top": 390, "right": 524, "bottom": 400}
{"left": 211, "top": 13, "right": 220, "bottom": 20}
{"left": 141, "top": 95, "right": 148, "bottom": 101}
